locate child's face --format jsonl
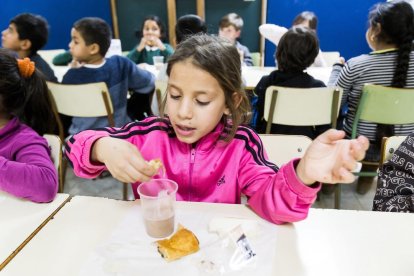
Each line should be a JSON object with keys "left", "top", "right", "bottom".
{"left": 68, "top": 28, "right": 95, "bottom": 62}
{"left": 1, "top": 23, "right": 22, "bottom": 51}
{"left": 167, "top": 60, "right": 230, "bottom": 144}
{"left": 219, "top": 25, "right": 240, "bottom": 44}
{"left": 142, "top": 20, "right": 161, "bottom": 46}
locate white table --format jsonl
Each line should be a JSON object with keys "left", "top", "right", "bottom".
{"left": 2, "top": 195, "right": 414, "bottom": 276}
{"left": 0, "top": 192, "right": 70, "bottom": 269}
{"left": 243, "top": 66, "right": 333, "bottom": 89}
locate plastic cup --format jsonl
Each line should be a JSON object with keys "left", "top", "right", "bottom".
{"left": 137, "top": 179, "right": 178, "bottom": 238}
{"left": 153, "top": 56, "right": 164, "bottom": 70}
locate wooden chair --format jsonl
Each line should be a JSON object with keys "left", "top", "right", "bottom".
{"left": 379, "top": 136, "right": 407, "bottom": 166}
{"left": 47, "top": 81, "right": 128, "bottom": 200}
{"left": 155, "top": 79, "right": 168, "bottom": 112}
{"left": 259, "top": 134, "right": 312, "bottom": 166}
{"left": 263, "top": 86, "right": 343, "bottom": 134}
{"left": 250, "top": 52, "right": 262, "bottom": 67}
{"left": 43, "top": 134, "right": 63, "bottom": 193}
{"left": 335, "top": 84, "right": 414, "bottom": 208}
{"left": 321, "top": 51, "right": 340, "bottom": 67}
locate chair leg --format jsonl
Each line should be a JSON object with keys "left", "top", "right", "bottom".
{"left": 59, "top": 159, "right": 68, "bottom": 193}
{"left": 334, "top": 184, "right": 341, "bottom": 209}
{"left": 123, "top": 184, "right": 128, "bottom": 200}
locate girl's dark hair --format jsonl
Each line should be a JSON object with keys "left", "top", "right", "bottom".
{"left": 368, "top": 1, "right": 414, "bottom": 143}
{"left": 164, "top": 34, "right": 251, "bottom": 142}
{"left": 136, "top": 15, "right": 167, "bottom": 42}
{"left": 11, "top": 13, "right": 49, "bottom": 56}
{"left": 369, "top": 1, "right": 414, "bottom": 88}
{"left": 74, "top": 17, "right": 112, "bottom": 57}
{"left": 175, "top": 14, "right": 207, "bottom": 44}
{"left": 276, "top": 26, "right": 319, "bottom": 73}
{"left": 292, "top": 11, "right": 318, "bottom": 30}
{"left": 0, "top": 49, "right": 55, "bottom": 135}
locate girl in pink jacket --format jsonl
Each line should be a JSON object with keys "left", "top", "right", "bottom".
{"left": 66, "top": 35, "right": 368, "bottom": 224}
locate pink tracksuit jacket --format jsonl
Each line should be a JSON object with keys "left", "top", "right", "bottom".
{"left": 66, "top": 117, "right": 320, "bottom": 224}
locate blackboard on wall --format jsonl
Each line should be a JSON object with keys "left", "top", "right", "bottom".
{"left": 115, "top": 0, "right": 263, "bottom": 52}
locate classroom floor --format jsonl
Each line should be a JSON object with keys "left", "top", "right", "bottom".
{"left": 63, "top": 168, "right": 377, "bottom": 211}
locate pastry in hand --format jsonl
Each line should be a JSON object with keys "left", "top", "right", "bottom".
{"left": 149, "top": 158, "right": 163, "bottom": 170}
{"left": 156, "top": 225, "right": 199, "bottom": 261}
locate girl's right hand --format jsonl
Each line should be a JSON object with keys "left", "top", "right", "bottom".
{"left": 91, "top": 137, "right": 158, "bottom": 183}
{"left": 137, "top": 37, "right": 148, "bottom": 52}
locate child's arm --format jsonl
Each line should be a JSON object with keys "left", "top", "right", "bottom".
{"left": 125, "top": 58, "right": 155, "bottom": 94}
{"left": 296, "top": 129, "right": 369, "bottom": 184}
{"left": 91, "top": 137, "right": 158, "bottom": 183}
{"left": 258, "top": 24, "right": 288, "bottom": 46}
{"left": 0, "top": 138, "right": 58, "bottom": 203}
{"left": 242, "top": 129, "right": 368, "bottom": 224}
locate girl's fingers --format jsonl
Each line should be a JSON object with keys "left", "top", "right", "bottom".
{"left": 337, "top": 167, "right": 356, "bottom": 183}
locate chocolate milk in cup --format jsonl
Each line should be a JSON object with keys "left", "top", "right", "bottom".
{"left": 137, "top": 179, "right": 178, "bottom": 238}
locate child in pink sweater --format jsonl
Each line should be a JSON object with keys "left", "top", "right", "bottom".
{"left": 66, "top": 35, "right": 368, "bottom": 224}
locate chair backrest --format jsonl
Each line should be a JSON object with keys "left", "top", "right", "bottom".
{"left": 259, "top": 134, "right": 312, "bottom": 166}
{"left": 38, "top": 49, "right": 66, "bottom": 65}
{"left": 251, "top": 52, "right": 261, "bottom": 67}
{"left": 43, "top": 134, "right": 63, "bottom": 192}
{"left": 263, "top": 86, "right": 343, "bottom": 134}
{"left": 47, "top": 81, "right": 114, "bottom": 140}
{"left": 155, "top": 79, "right": 168, "bottom": 111}
{"left": 351, "top": 84, "right": 414, "bottom": 139}
{"left": 379, "top": 136, "right": 407, "bottom": 166}
{"left": 321, "top": 51, "right": 340, "bottom": 67}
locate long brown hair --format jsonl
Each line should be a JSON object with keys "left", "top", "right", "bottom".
{"left": 162, "top": 34, "right": 251, "bottom": 141}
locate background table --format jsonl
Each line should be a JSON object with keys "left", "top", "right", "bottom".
{"left": 2, "top": 195, "right": 414, "bottom": 276}
{"left": 243, "top": 66, "right": 333, "bottom": 89}
{"left": 0, "top": 192, "right": 70, "bottom": 269}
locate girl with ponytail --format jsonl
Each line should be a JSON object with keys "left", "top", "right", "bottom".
{"left": 0, "top": 48, "right": 58, "bottom": 202}
{"left": 328, "top": 0, "right": 414, "bottom": 194}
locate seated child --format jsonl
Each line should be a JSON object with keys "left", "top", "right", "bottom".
{"left": 126, "top": 15, "right": 174, "bottom": 65}
{"left": 218, "top": 13, "right": 253, "bottom": 66}
{"left": 259, "top": 11, "right": 327, "bottom": 67}
{"left": 1, "top": 13, "right": 58, "bottom": 82}
{"left": 373, "top": 134, "right": 414, "bottom": 212}
{"left": 0, "top": 49, "right": 58, "bottom": 202}
{"left": 62, "top": 17, "right": 155, "bottom": 135}
{"left": 52, "top": 39, "right": 123, "bottom": 66}
{"left": 65, "top": 34, "right": 369, "bottom": 225}
{"left": 254, "top": 26, "right": 327, "bottom": 138}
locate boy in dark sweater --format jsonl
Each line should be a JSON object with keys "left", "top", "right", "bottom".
{"left": 1, "top": 13, "right": 57, "bottom": 82}
{"left": 254, "top": 26, "right": 326, "bottom": 138}
{"left": 62, "top": 17, "right": 154, "bottom": 135}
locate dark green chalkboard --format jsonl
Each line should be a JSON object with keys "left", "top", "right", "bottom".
{"left": 115, "top": 0, "right": 262, "bottom": 52}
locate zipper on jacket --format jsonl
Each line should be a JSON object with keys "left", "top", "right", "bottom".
{"left": 188, "top": 146, "right": 196, "bottom": 201}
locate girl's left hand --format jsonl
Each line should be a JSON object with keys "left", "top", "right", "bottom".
{"left": 153, "top": 37, "right": 166, "bottom": 51}
{"left": 296, "top": 129, "right": 369, "bottom": 185}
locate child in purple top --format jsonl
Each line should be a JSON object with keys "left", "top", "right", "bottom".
{"left": 0, "top": 49, "right": 58, "bottom": 202}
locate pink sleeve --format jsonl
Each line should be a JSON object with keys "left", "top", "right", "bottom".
{"left": 65, "top": 130, "right": 110, "bottom": 178}
{"left": 243, "top": 159, "right": 320, "bottom": 224}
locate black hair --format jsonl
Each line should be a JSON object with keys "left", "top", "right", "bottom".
{"left": 292, "top": 11, "right": 318, "bottom": 30}
{"left": 10, "top": 13, "right": 49, "bottom": 56}
{"left": 175, "top": 14, "right": 207, "bottom": 44}
{"left": 369, "top": 1, "right": 414, "bottom": 88}
{"left": 135, "top": 15, "right": 167, "bottom": 42}
{"left": 0, "top": 49, "right": 55, "bottom": 135}
{"left": 369, "top": 1, "right": 414, "bottom": 142}
{"left": 165, "top": 34, "right": 250, "bottom": 142}
{"left": 73, "top": 17, "right": 112, "bottom": 57}
{"left": 276, "top": 26, "right": 319, "bottom": 73}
